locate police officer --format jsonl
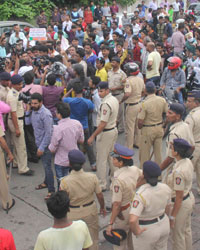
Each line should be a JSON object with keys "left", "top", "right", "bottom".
{"left": 6, "top": 74, "right": 33, "bottom": 175}
{"left": 0, "top": 72, "right": 11, "bottom": 102}
{"left": 120, "top": 63, "right": 145, "bottom": 149}
{"left": 138, "top": 81, "right": 168, "bottom": 168}
{"left": 60, "top": 149, "right": 106, "bottom": 250}
{"left": 129, "top": 161, "right": 171, "bottom": 250}
{"left": 185, "top": 91, "right": 200, "bottom": 194}
{"left": 88, "top": 81, "right": 119, "bottom": 191}
{"left": 166, "top": 139, "right": 195, "bottom": 250}
{"left": 106, "top": 143, "right": 142, "bottom": 250}
{"left": 0, "top": 124, "right": 15, "bottom": 212}
{"left": 108, "top": 57, "right": 126, "bottom": 134}
{"left": 160, "top": 103, "right": 195, "bottom": 181}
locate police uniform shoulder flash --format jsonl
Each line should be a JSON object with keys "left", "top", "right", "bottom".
{"left": 132, "top": 200, "right": 139, "bottom": 208}
{"left": 176, "top": 177, "right": 182, "bottom": 185}
{"left": 103, "top": 109, "right": 107, "bottom": 115}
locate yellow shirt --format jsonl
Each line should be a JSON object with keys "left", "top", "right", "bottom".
{"left": 95, "top": 67, "right": 108, "bottom": 81}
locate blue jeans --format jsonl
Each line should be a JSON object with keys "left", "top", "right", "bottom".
{"left": 55, "top": 164, "right": 70, "bottom": 189}
{"left": 147, "top": 76, "right": 160, "bottom": 87}
{"left": 41, "top": 148, "right": 55, "bottom": 193}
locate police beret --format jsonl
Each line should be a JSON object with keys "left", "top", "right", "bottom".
{"left": 110, "top": 143, "right": 134, "bottom": 159}
{"left": 145, "top": 81, "right": 156, "bottom": 92}
{"left": 0, "top": 71, "right": 11, "bottom": 81}
{"left": 143, "top": 161, "right": 161, "bottom": 178}
{"left": 68, "top": 149, "right": 86, "bottom": 164}
{"left": 103, "top": 229, "right": 127, "bottom": 246}
{"left": 11, "top": 74, "right": 23, "bottom": 85}
{"left": 111, "top": 56, "right": 120, "bottom": 63}
{"left": 173, "top": 138, "right": 192, "bottom": 150}
{"left": 98, "top": 81, "right": 109, "bottom": 89}
{"left": 169, "top": 103, "right": 185, "bottom": 115}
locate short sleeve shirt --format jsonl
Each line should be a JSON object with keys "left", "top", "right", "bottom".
{"left": 146, "top": 51, "right": 161, "bottom": 79}
{"left": 185, "top": 106, "right": 200, "bottom": 142}
{"left": 124, "top": 76, "right": 145, "bottom": 103}
{"left": 6, "top": 88, "right": 24, "bottom": 118}
{"left": 108, "top": 68, "right": 127, "bottom": 95}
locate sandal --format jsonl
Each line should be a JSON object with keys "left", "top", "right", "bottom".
{"left": 35, "top": 183, "right": 47, "bottom": 190}
{"left": 44, "top": 192, "right": 54, "bottom": 200}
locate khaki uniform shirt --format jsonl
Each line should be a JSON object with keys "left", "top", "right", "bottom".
{"left": 6, "top": 88, "right": 24, "bottom": 119}
{"left": 0, "top": 85, "right": 10, "bottom": 102}
{"left": 167, "top": 121, "right": 195, "bottom": 157}
{"left": 97, "top": 93, "right": 119, "bottom": 129}
{"left": 0, "top": 125, "right": 4, "bottom": 137}
{"left": 185, "top": 106, "right": 200, "bottom": 143}
{"left": 130, "top": 183, "right": 171, "bottom": 220}
{"left": 124, "top": 76, "right": 145, "bottom": 104}
{"left": 166, "top": 158, "right": 193, "bottom": 199}
{"left": 60, "top": 169, "right": 101, "bottom": 217}
{"left": 138, "top": 94, "right": 168, "bottom": 126}
{"left": 108, "top": 68, "right": 126, "bottom": 95}
{"left": 111, "top": 166, "right": 142, "bottom": 206}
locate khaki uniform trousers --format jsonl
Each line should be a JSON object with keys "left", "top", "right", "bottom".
{"left": 192, "top": 144, "right": 200, "bottom": 193}
{"left": 113, "top": 207, "right": 134, "bottom": 250}
{"left": 96, "top": 128, "right": 118, "bottom": 189}
{"left": 8, "top": 119, "right": 29, "bottom": 174}
{"left": 139, "top": 125, "right": 164, "bottom": 168}
{"left": 114, "top": 94, "right": 124, "bottom": 133}
{"left": 132, "top": 214, "right": 170, "bottom": 250}
{"left": 0, "top": 147, "right": 13, "bottom": 209}
{"left": 125, "top": 104, "right": 140, "bottom": 149}
{"left": 171, "top": 194, "right": 195, "bottom": 250}
{"left": 68, "top": 203, "right": 99, "bottom": 250}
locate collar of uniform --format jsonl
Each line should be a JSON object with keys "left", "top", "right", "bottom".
{"left": 145, "top": 93, "right": 156, "bottom": 100}
{"left": 114, "top": 166, "right": 129, "bottom": 177}
{"left": 58, "top": 117, "right": 70, "bottom": 124}
{"left": 174, "top": 158, "right": 188, "bottom": 170}
{"left": 102, "top": 93, "right": 112, "bottom": 101}
{"left": 70, "top": 169, "right": 84, "bottom": 175}
{"left": 11, "top": 87, "right": 19, "bottom": 94}
{"left": 170, "top": 120, "right": 184, "bottom": 131}
{"left": 111, "top": 68, "right": 121, "bottom": 74}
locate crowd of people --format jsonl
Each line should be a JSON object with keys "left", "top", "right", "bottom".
{"left": 0, "top": 0, "right": 200, "bottom": 249}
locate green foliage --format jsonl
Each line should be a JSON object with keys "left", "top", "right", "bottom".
{"left": 0, "top": 0, "right": 55, "bottom": 21}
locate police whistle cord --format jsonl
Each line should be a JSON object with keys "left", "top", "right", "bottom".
{"left": 10, "top": 192, "right": 52, "bottom": 219}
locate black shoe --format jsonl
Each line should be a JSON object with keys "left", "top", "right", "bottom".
{"left": 28, "top": 158, "right": 39, "bottom": 163}
{"left": 106, "top": 206, "right": 112, "bottom": 212}
{"left": 102, "top": 188, "right": 107, "bottom": 192}
{"left": 133, "top": 144, "right": 139, "bottom": 149}
{"left": 4, "top": 199, "right": 15, "bottom": 213}
{"left": 21, "top": 169, "right": 34, "bottom": 176}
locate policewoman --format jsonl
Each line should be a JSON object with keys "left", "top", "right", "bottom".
{"left": 106, "top": 143, "right": 142, "bottom": 250}
{"left": 167, "top": 138, "right": 195, "bottom": 250}
{"left": 129, "top": 161, "right": 171, "bottom": 250}
{"left": 60, "top": 149, "right": 106, "bottom": 250}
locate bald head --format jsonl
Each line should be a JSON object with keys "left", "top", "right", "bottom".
{"left": 147, "top": 42, "right": 155, "bottom": 52}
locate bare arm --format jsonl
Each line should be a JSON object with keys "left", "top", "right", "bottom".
{"left": 0, "top": 136, "right": 13, "bottom": 162}
{"left": 129, "top": 214, "right": 146, "bottom": 236}
{"left": 138, "top": 118, "right": 144, "bottom": 129}
{"left": 170, "top": 190, "right": 183, "bottom": 228}
{"left": 106, "top": 201, "right": 122, "bottom": 236}
{"left": 120, "top": 92, "right": 130, "bottom": 103}
{"left": 96, "top": 192, "right": 106, "bottom": 216}
{"left": 14, "top": 55, "right": 19, "bottom": 75}
{"left": 88, "top": 121, "right": 107, "bottom": 145}
{"left": 160, "top": 156, "right": 174, "bottom": 171}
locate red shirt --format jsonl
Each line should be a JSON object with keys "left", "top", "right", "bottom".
{"left": 133, "top": 43, "right": 141, "bottom": 62}
{"left": 84, "top": 10, "right": 93, "bottom": 24}
{"left": 0, "top": 229, "right": 16, "bottom": 250}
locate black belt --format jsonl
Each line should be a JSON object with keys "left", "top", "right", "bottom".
{"left": 112, "top": 93, "right": 122, "bottom": 96}
{"left": 139, "top": 213, "right": 165, "bottom": 225}
{"left": 69, "top": 200, "right": 94, "bottom": 208}
{"left": 171, "top": 193, "right": 189, "bottom": 203}
{"left": 103, "top": 127, "right": 116, "bottom": 132}
{"left": 126, "top": 102, "right": 139, "bottom": 106}
{"left": 143, "top": 122, "right": 163, "bottom": 127}
{"left": 18, "top": 117, "right": 24, "bottom": 120}
{"left": 195, "top": 141, "right": 200, "bottom": 143}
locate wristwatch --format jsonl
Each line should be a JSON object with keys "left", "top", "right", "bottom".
{"left": 169, "top": 215, "right": 175, "bottom": 220}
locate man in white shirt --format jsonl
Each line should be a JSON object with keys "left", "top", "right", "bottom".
{"left": 149, "top": 0, "right": 158, "bottom": 10}
{"left": 34, "top": 191, "right": 93, "bottom": 250}
{"left": 62, "top": 15, "right": 72, "bottom": 32}
{"left": 9, "top": 24, "right": 27, "bottom": 49}
{"left": 173, "top": 0, "right": 180, "bottom": 21}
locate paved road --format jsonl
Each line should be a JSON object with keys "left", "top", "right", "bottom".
{"left": 1, "top": 133, "right": 200, "bottom": 250}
